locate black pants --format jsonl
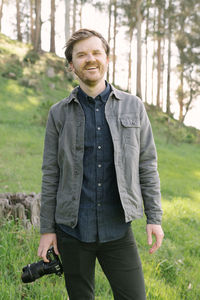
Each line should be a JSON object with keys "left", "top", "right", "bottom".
{"left": 56, "top": 226, "right": 146, "bottom": 300}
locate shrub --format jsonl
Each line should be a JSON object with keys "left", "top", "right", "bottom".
{"left": 23, "top": 50, "right": 40, "bottom": 64}
{"left": 1, "top": 54, "right": 23, "bottom": 78}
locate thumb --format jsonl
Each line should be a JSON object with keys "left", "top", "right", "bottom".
{"left": 53, "top": 240, "right": 59, "bottom": 255}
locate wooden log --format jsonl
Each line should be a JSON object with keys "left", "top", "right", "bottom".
{"left": 0, "top": 193, "right": 41, "bottom": 228}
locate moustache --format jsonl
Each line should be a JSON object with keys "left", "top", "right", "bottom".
{"left": 84, "top": 63, "right": 99, "bottom": 69}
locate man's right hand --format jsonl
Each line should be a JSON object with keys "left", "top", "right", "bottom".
{"left": 37, "top": 233, "right": 59, "bottom": 262}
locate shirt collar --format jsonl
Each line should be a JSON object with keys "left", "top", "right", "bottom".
{"left": 78, "top": 81, "right": 111, "bottom": 104}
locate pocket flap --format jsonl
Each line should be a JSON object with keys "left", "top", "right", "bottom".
{"left": 121, "top": 118, "right": 140, "bottom": 128}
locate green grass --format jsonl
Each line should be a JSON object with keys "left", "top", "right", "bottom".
{"left": 0, "top": 34, "right": 200, "bottom": 299}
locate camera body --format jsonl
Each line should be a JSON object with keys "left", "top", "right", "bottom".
{"left": 21, "top": 247, "right": 63, "bottom": 283}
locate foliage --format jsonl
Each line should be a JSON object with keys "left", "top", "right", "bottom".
{"left": 1, "top": 54, "right": 23, "bottom": 79}
{"left": 23, "top": 49, "right": 40, "bottom": 64}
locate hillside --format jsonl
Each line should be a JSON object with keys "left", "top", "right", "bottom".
{"left": 0, "top": 34, "right": 200, "bottom": 299}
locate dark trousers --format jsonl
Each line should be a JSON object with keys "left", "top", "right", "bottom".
{"left": 56, "top": 226, "right": 146, "bottom": 300}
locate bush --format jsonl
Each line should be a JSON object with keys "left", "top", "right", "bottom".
{"left": 1, "top": 54, "right": 23, "bottom": 78}
{"left": 23, "top": 50, "right": 40, "bottom": 64}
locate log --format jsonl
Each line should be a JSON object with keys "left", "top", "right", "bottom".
{"left": 0, "top": 193, "right": 41, "bottom": 228}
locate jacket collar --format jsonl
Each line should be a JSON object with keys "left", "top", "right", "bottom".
{"left": 65, "top": 83, "right": 124, "bottom": 104}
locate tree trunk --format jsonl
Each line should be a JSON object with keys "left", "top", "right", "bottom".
{"left": 145, "top": 1, "right": 149, "bottom": 102}
{"left": 50, "top": 0, "right": 55, "bottom": 53}
{"left": 34, "top": 0, "right": 42, "bottom": 52}
{"left": 30, "top": 0, "right": 35, "bottom": 45}
{"left": 112, "top": 0, "right": 117, "bottom": 85}
{"left": 0, "top": 0, "right": 4, "bottom": 32}
{"left": 166, "top": 0, "right": 172, "bottom": 114}
{"left": 107, "top": 0, "right": 112, "bottom": 82}
{"left": 127, "top": 29, "right": 133, "bottom": 92}
{"left": 136, "top": 0, "right": 142, "bottom": 99}
{"left": 65, "top": 0, "right": 70, "bottom": 42}
{"left": 178, "top": 70, "right": 184, "bottom": 122}
{"left": 72, "top": 0, "right": 77, "bottom": 33}
{"left": 156, "top": 5, "right": 162, "bottom": 107}
{"left": 79, "top": 1, "right": 82, "bottom": 28}
{"left": 16, "top": 0, "right": 22, "bottom": 41}
{"left": 151, "top": 5, "right": 156, "bottom": 104}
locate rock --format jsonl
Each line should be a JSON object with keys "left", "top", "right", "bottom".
{"left": 46, "top": 67, "right": 55, "bottom": 78}
{"left": 2, "top": 72, "right": 17, "bottom": 79}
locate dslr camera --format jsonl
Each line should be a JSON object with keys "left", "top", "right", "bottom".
{"left": 21, "top": 246, "right": 63, "bottom": 283}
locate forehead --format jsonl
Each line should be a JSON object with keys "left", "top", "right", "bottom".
{"left": 73, "top": 36, "right": 106, "bottom": 55}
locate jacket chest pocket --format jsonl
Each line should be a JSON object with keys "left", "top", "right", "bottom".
{"left": 120, "top": 117, "right": 140, "bottom": 148}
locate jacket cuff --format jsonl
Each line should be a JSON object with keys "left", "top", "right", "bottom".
{"left": 146, "top": 214, "right": 162, "bottom": 225}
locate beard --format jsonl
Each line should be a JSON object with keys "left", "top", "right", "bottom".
{"left": 73, "top": 61, "right": 108, "bottom": 86}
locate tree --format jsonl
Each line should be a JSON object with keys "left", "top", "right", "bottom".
{"left": 72, "top": 0, "right": 77, "bottom": 33}
{"left": 155, "top": 0, "right": 165, "bottom": 108}
{"left": 175, "top": 0, "right": 200, "bottom": 122}
{"left": 144, "top": 0, "right": 151, "bottom": 102}
{"left": 50, "top": 0, "right": 55, "bottom": 53}
{"left": 30, "top": 0, "right": 35, "bottom": 45}
{"left": 64, "top": 0, "right": 70, "bottom": 43}
{"left": 0, "top": 0, "right": 5, "bottom": 32}
{"left": 112, "top": 0, "right": 117, "bottom": 85}
{"left": 166, "top": 0, "right": 174, "bottom": 114}
{"left": 16, "top": 0, "right": 22, "bottom": 41}
{"left": 34, "top": 0, "right": 41, "bottom": 52}
{"left": 136, "top": 0, "right": 143, "bottom": 99}
{"left": 107, "top": 0, "right": 112, "bottom": 82}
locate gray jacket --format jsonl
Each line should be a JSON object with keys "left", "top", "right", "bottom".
{"left": 40, "top": 85, "right": 163, "bottom": 234}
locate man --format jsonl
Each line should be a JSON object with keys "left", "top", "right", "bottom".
{"left": 38, "top": 28, "right": 164, "bottom": 300}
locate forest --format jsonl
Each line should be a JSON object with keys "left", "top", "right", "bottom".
{"left": 0, "top": 0, "right": 200, "bottom": 125}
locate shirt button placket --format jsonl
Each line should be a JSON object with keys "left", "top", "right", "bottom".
{"left": 95, "top": 101, "right": 103, "bottom": 211}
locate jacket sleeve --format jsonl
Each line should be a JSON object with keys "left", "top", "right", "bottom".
{"left": 139, "top": 102, "right": 163, "bottom": 224}
{"left": 40, "top": 108, "right": 59, "bottom": 234}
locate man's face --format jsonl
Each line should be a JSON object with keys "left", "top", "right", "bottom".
{"left": 70, "top": 36, "right": 109, "bottom": 87}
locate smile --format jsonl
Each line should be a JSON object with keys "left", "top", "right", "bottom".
{"left": 86, "top": 67, "right": 97, "bottom": 70}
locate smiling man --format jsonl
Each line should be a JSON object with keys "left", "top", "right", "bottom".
{"left": 38, "top": 29, "right": 164, "bottom": 300}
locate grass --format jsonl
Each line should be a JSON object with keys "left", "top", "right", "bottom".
{"left": 0, "top": 34, "right": 200, "bottom": 299}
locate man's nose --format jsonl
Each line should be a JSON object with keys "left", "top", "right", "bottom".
{"left": 86, "top": 53, "right": 95, "bottom": 62}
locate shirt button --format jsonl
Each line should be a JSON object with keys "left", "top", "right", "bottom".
{"left": 97, "top": 126, "right": 101, "bottom": 130}
{"left": 97, "top": 203, "right": 101, "bottom": 207}
{"left": 98, "top": 164, "right": 102, "bottom": 168}
{"left": 98, "top": 145, "right": 102, "bottom": 149}
{"left": 96, "top": 108, "right": 99, "bottom": 112}
{"left": 98, "top": 183, "right": 102, "bottom": 187}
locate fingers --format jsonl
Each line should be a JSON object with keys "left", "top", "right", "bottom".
{"left": 146, "top": 224, "right": 164, "bottom": 254}
{"left": 37, "top": 233, "right": 58, "bottom": 262}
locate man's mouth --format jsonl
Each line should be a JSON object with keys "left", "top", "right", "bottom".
{"left": 85, "top": 65, "right": 98, "bottom": 70}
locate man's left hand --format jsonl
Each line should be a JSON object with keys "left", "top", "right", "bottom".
{"left": 146, "top": 224, "right": 164, "bottom": 254}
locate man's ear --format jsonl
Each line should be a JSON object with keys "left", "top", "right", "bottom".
{"left": 69, "top": 62, "right": 74, "bottom": 72}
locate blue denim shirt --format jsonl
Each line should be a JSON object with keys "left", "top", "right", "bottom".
{"left": 58, "top": 82, "right": 130, "bottom": 242}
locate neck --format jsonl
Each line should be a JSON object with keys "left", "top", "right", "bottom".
{"left": 79, "top": 80, "right": 106, "bottom": 98}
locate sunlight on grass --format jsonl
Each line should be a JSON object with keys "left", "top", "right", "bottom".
{"left": 4, "top": 80, "right": 22, "bottom": 94}
{"left": 7, "top": 101, "right": 27, "bottom": 111}
{"left": 28, "top": 96, "right": 39, "bottom": 106}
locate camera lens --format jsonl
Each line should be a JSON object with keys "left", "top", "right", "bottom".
{"left": 21, "top": 261, "right": 45, "bottom": 283}
{"left": 21, "top": 265, "right": 35, "bottom": 283}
